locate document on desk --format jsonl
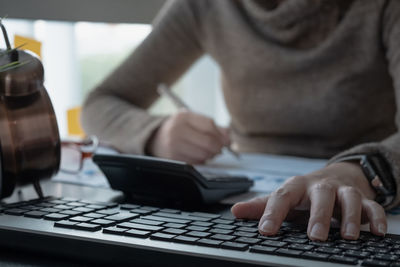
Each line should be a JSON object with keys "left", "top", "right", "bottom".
{"left": 195, "top": 153, "right": 327, "bottom": 204}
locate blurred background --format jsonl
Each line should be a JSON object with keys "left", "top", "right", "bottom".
{"left": 0, "top": 0, "right": 230, "bottom": 138}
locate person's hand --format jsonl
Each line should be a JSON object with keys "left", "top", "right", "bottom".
{"left": 231, "top": 162, "right": 387, "bottom": 241}
{"left": 147, "top": 110, "right": 230, "bottom": 164}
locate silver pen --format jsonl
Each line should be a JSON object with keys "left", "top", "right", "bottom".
{"left": 157, "top": 84, "right": 240, "bottom": 159}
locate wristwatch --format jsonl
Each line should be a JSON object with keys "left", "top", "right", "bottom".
{"left": 332, "top": 154, "right": 396, "bottom": 207}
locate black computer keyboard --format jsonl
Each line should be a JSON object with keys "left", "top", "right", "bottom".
{"left": 0, "top": 197, "right": 399, "bottom": 267}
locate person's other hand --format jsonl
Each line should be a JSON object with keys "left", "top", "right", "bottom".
{"left": 231, "top": 162, "right": 387, "bottom": 241}
{"left": 147, "top": 110, "right": 230, "bottom": 164}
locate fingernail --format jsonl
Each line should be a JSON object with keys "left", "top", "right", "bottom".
{"left": 344, "top": 223, "right": 358, "bottom": 238}
{"left": 260, "top": 220, "right": 275, "bottom": 233}
{"left": 378, "top": 223, "right": 387, "bottom": 236}
{"left": 310, "top": 223, "right": 326, "bottom": 240}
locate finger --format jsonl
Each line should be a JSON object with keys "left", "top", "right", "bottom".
{"left": 337, "top": 186, "right": 362, "bottom": 240}
{"left": 217, "top": 127, "right": 231, "bottom": 146}
{"left": 259, "top": 185, "right": 304, "bottom": 235}
{"left": 169, "top": 140, "right": 215, "bottom": 164}
{"left": 307, "top": 183, "right": 336, "bottom": 241}
{"left": 362, "top": 199, "right": 387, "bottom": 236}
{"left": 231, "top": 196, "right": 269, "bottom": 220}
{"left": 181, "top": 126, "right": 224, "bottom": 155}
{"left": 186, "top": 112, "right": 225, "bottom": 143}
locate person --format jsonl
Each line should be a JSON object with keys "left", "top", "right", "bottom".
{"left": 82, "top": 0, "right": 400, "bottom": 241}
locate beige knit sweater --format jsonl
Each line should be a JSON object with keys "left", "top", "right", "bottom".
{"left": 82, "top": 0, "right": 400, "bottom": 208}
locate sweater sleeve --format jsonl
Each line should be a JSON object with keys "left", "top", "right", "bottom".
{"left": 328, "top": 0, "right": 400, "bottom": 210}
{"left": 81, "top": 0, "right": 204, "bottom": 154}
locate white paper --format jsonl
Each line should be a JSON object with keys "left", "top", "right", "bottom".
{"left": 196, "top": 153, "right": 327, "bottom": 194}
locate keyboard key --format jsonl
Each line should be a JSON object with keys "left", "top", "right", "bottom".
{"left": 163, "top": 223, "right": 187, "bottom": 229}
{"left": 130, "top": 209, "right": 152, "bottom": 215}
{"left": 234, "top": 221, "right": 258, "bottom": 227}
{"left": 83, "top": 212, "right": 106, "bottom": 219}
{"left": 329, "top": 255, "right": 358, "bottom": 265}
{"left": 117, "top": 222, "right": 163, "bottom": 232}
{"left": 153, "top": 212, "right": 210, "bottom": 222}
{"left": 150, "top": 233, "right": 176, "bottom": 241}
{"left": 315, "top": 247, "right": 342, "bottom": 254}
{"left": 72, "top": 207, "right": 94, "bottom": 213}
{"left": 185, "top": 226, "right": 209, "bottom": 232}
{"left": 189, "top": 212, "right": 220, "bottom": 219}
{"left": 35, "top": 202, "right": 55, "bottom": 208}
{"left": 97, "top": 209, "right": 119, "bottom": 215}
{"left": 233, "top": 231, "right": 257, "bottom": 238}
{"left": 261, "top": 240, "right": 287, "bottom": 248}
{"left": 59, "top": 210, "right": 82, "bottom": 216}
{"left": 372, "top": 254, "right": 398, "bottom": 261}
{"left": 91, "top": 219, "right": 114, "bottom": 227}
{"left": 54, "top": 220, "right": 78, "bottom": 229}
{"left": 142, "top": 215, "right": 189, "bottom": 224}
{"left": 235, "top": 237, "right": 261, "bottom": 245}
{"left": 186, "top": 231, "right": 211, "bottom": 238}
{"left": 103, "top": 227, "right": 127, "bottom": 236}
{"left": 104, "top": 213, "right": 138, "bottom": 222}
{"left": 159, "top": 208, "right": 180, "bottom": 214}
{"left": 24, "top": 210, "right": 49, "bottom": 218}
{"left": 210, "top": 234, "right": 235, "bottom": 241}
{"left": 361, "top": 259, "right": 391, "bottom": 266}
{"left": 131, "top": 219, "right": 164, "bottom": 226}
{"left": 44, "top": 213, "right": 70, "bottom": 221}
{"left": 66, "top": 202, "right": 86, "bottom": 207}
{"left": 276, "top": 248, "right": 303, "bottom": 257}
{"left": 5, "top": 208, "right": 28, "bottom": 215}
{"left": 250, "top": 245, "right": 277, "bottom": 254}
{"left": 141, "top": 206, "right": 159, "bottom": 212}
{"left": 74, "top": 223, "right": 102, "bottom": 232}
{"left": 214, "top": 224, "right": 236, "bottom": 230}
{"left": 173, "top": 235, "right": 199, "bottom": 244}
{"left": 212, "top": 219, "right": 233, "bottom": 225}
{"left": 162, "top": 228, "right": 187, "bottom": 235}
{"left": 344, "top": 250, "right": 370, "bottom": 259}
{"left": 363, "top": 247, "right": 390, "bottom": 254}
{"left": 40, "top": 208, "right": 60, "bottom": 213}
{"left": 125, "top": 229, "right": 151, "bottom": 238}
{"left": 209, "top": 228, "right": 233, "bottom": 235}
{"left": 220, "top": 241, "right": 249, "bottom": 251}
{"left": 236, "top": 226, "right": 258, "bottom": 233}
{"left": 257, "top": 235, "right": 282, "bottom": 241}
{"left": 309, "top": 241, "right": 335, "bottom": 247}
{"left": 196, "top": 238, "right": 222, "bottom": 248}
{"left": 365, "top": 241, "right": 387, "bottom": 248}
{"left": 85, "top": 204, "right": 106, "bottom": 210}
{"left": 190, "top": 221, "right": 213, "bottom": 227}
{"left": 69, "top": 216, "right": 93, "bottom": 223}
{"left": 301, "top": 251, "right": 330, "bottom": 261}
{"left": 282, "top": 237, "right": 308, "bottom": 244}
{"left": 53, "top": 204, "right": 72, "bottom": 210}
{"left": 336, "top": 243, "right": 361, "bottom": 250}
{"left": 288, "top": 244, "right": 314, "bottom": 251}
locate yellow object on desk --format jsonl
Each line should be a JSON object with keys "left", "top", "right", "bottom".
{"left": 14, "top": 34, "right": 42, "bottom": 58}
{"left": 67, "top": 106, "right": 85, "bottom": 137}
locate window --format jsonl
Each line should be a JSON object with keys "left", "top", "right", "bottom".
{"left": 2, "top": 18, "right": 229, "bottom": 137}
